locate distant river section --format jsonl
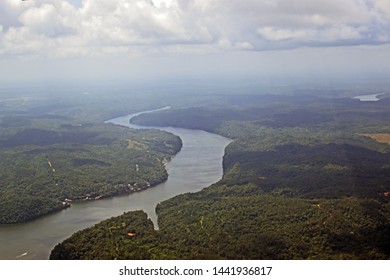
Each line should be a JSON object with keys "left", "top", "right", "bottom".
{"left": 352, "top": 93, "right": 384, "bottom": 101}
{"left": 0, "top": 108, "right": 231, "bottom": 260}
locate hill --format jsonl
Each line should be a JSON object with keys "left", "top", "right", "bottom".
{"left": 50, "top": 94, "right": 390, "bottom": 259}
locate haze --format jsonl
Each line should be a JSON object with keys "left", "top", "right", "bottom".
{"left": 1, "top": 0, "right": 390, "bottom": 86}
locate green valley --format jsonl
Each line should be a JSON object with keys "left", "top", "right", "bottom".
{"left": 0, "top": 93, "right": 182, "bottom": 224}
{"left": 50, "top": 93, "right": 390, "bottom": 259}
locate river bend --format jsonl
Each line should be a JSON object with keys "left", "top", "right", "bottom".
{"left": 0, "top": 109, "right": 231, "bottom": 260}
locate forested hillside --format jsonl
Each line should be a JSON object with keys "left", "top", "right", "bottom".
{"left": 51, "top": 94, "right": 390, "bottom": 259}
{"left": 0, "top": 94, "right": 182, "bottom": 224}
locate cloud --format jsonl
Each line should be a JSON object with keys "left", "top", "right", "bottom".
{"left": 19, "top": 2, "right": 76, "bottom": 37}
{"left": 258, "top": 27, "right": 314, "bottom": 41}
{"left": 0, "top": 0, "right": 389, "bottom": 58}
{"left": 374, "top": 0, "right": 390, "bottom": 13}
{"left": 0, "top": 0, "right": 25, "bottom": 31}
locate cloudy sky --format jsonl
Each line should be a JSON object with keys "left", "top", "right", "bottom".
{"left": 1, "top": 0, "right": 390, "bottom": 85}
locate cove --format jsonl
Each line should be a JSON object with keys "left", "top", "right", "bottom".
{"left": 0, "top": 109, "right": 231, "bottom": 260}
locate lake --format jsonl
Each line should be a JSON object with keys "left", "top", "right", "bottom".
{"left": 352, "top": 93, "right": 384, "bottom": 101}
{"left": 0, "top": 109, "right": 231, "bottom": 260}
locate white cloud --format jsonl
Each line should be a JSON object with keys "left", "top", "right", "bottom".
{"left": 374, "top": 0, "right": 390, "bottom": 13}
{"left": 258, "top": 25, "right": 365, "bottom": 43}
{"left": 19, "top": 2, "right": 76, "bottom": 37}
{"left": 258, "top": 27, "right": 314, "bottom": 41}
{"left": 0, "top": 0, "right": 389, "bottom": 58}
{"left": 320, "top": 25, "right": 365, "bottom": 41}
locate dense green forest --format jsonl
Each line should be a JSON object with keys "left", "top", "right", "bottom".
{"left": 51, "top": 188, "right": 390, "bottom": 259}
{"left": 51, "top": 93, "right": 390, "bottom": 259}
{"left": 0, "top": 93, "right": 182, "bottom": 224}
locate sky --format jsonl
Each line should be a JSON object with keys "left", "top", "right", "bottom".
{"left": 1, "top": 0, "right": 390, "bottom": 85}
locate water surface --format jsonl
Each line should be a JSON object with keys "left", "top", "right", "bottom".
{"left": 0, "top": 110, "right": 231, "bottom": 260}
{"left": 353, "top": 93, "right": 384, "bottom": 101}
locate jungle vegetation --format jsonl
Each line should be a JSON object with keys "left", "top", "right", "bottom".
{"left": 0, "top": 92, "right": 182, "bottom": 224}
{"left": 50, "top": 93, "right": 390, "bottom": 259}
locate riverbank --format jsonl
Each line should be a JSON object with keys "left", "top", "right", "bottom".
{"left": 0, "top": 118, "right": 181, "bottom": 224}
{"left": 0, "top": 110, "right": 231, "bottom": 259}
{"left": 50, "top": 98, "right": 390, "bottom": 260}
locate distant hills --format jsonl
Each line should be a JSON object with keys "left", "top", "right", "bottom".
{"left": 51, "top": 94, "right": 390, "bottom": 259}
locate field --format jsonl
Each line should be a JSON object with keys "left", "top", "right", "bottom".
{"left": 359, "top": 133, "right": 390, "bottom": 145}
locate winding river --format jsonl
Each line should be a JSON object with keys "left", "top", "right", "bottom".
{"left": 0, "top": 109, "right": 231, "bottom": 260}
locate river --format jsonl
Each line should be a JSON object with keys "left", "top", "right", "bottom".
{"left": 352, "top": 93, "right": 385, "bottom": 101}
{"left": 0, "top": 109, "right": 231, "bottom": 260}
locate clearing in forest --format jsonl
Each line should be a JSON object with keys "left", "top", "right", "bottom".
{"left": 359, "top": 133, "right": 390, "bottom": 145}
{"left": 126, "top": 139, "right": 147, "bottom": 150}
